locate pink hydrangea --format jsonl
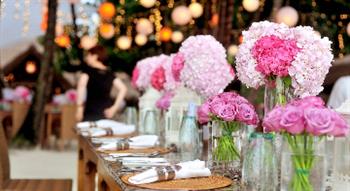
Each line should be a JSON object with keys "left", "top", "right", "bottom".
{"left": 236, "top": 21, "right": 333, "bottom": 97}
{"left": 179, "top": 35, "right": 235, "bottom": 98}
{"left": 172, "top": 53, "right": 185, "bottom": 82}
{"left": 131, "top": 67, "right": 139, "bottom": 88}
{"left": 156, "top": 92, "right": 174, "bottom": 110}
{"left": 163, "top": 54, "right": 181, "bottom": 91}
{"left": 252, "top": 35, "right": 300, "bottom": 77}
{"left": 150, "top": 66, "right": 166, "bottom": 91}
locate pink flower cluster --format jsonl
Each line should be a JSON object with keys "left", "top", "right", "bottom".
{"left": 263, "top": 96, "right": 349, "bottom": 137}
{"left": 171, "top": 53, "right": 185, "bottom": 82}
{"left": 65, "top": 89, "right": 77, "bottom": 104}
{"left": 179, "top": 35, "right": 235, "bottom": 98}
{"left": 150, "top": 66, "right": 166, "bottom": 91}
{"left": 155, "top": 92, "right": 174, "bottom": 110}
{"left": 131, "top": 54, "right": 169, "bottom": 90}
{"left": 197, "top": 92, "right": 259, "bottom": 125}
{"left": 235, "top": 21, "right": 333, "bottom": 97}
{"left": 252, "top": 35, "right": 300, "bottom": 77}
{"left": 14, "top": 86, "right": 32, "bottom": 103}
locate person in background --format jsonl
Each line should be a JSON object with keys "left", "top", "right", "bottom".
{"left": 76, "top": 45, "right": 127, "bottom": 121}
{"left": 327, "top": 76, "right": 350, "bottom": 109}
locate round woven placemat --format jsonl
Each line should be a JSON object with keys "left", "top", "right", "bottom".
{"left": 101, "top": 147, "right": 170, "bottom": 154}
{"left": 121, "top": 174, "right": 233, "bottom": 190}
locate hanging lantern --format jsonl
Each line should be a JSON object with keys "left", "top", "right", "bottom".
{"left": 135, "top": 34, "right": 148, "bottom": 46}
{"left": 347, "top": 22, "right": 350, "bottom": 36}
{"left": 276, "top": 6, "right": 299, "bottom": 27}
{"left": 136, "top": 18, "right": 153, "bottom": 35}
{"left": 209, "top": 13, "right": 219, "bottom": 27}
{"left": 139, "top": 0, "right": 156, "bottom": 8}
{"left": 238, "top": 35, "right": 243, "bottom": 44}
{"left": 189, "top": 2, "right": 203, "bottom": 18}
{"left": 117, "top": 36, "right": 132, "bottom": 50}
{"left": 159, "top": 27, "right": 172, "bottom": 42}
{"left": 25, "top": 61, "right": 37, "bottom": 74}
{"left": 242, "top": 0, "right": 260, "bottom": 12}
{"left": 41, "top": 11, "right": 48, "bottom": 31}
{"left": 55, "top": 34, "right": 70, "bottom": 48}
{"left": 99, "top": 2, "right": 116, "bottom": 20}
{"left": 171, "top": 31, "right": 184, "bottom": 43}
{"left": 99, "top": 23, "right": 115, "bottom": 39}
{"left": 227, "top": 45, "right": 238, "bottom": 56}
{"left": 171, "top": 6, "right": 192, "bottom": 26}
{"left": 80, "top": 35, "right": 98, "bottom": 50}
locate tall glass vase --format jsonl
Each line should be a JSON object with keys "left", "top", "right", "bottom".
{"left": 242, "top": 133, "right": 278, "bottom": 191}
{"left": 211, "top": 120, "right": 242, "bottom": 177}
{"left": 280, "top": 134, "right": 326, "bottom": 191}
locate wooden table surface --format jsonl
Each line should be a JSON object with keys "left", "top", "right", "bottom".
{"left": 77, "top": 134, "right": 240, "bottom": 191}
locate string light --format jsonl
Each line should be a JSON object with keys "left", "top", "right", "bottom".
{"left": 22, "top": 0, "right": 31, "bottom": 36}
{"left": 14, "top": 0, "right": 20, "bottom": 20}
{"left": 153, "top": 3, "right": 163, "bottom": 45}
{"left": 167, "top": 0, "right": 174, "bottom": 8}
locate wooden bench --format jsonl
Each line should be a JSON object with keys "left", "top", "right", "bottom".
{"left": 0, "top": 124, "right": 72, "bottom": 191}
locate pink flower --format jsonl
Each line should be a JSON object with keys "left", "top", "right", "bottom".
{"left": 171, "top": 53, "right": 185, "bottom": 82}
{"left": 156, "top": 92, "right": 174, "bottom": 110}
{"left": 216, "top": 104, "right": 236, "bottom": 121}
{"left": 14, "top": 86, "right": 31, "bottom": 102}
{"left": 150, "top": 66, "right": 166, "bottom": 91}
{"left": 280, "top": 106, "right": 304, "bottom": 134}
{"left": 235, "top": 103, "right": 259, "bottom": 125}
{"left": 289, "top": 96, "right": 325, "bottom": 109}
{"left": 197, "top": 101, "right": 210, "bottom": 124}
{"left": 131, "top": 67, "right": 139, "bottom": 88}
{"left": 329, "top": 111, "right": 349, "bottom": 137}
{"left": 263, "top": 106, "right": 284, "bottom": 132}
{"left": 252, "top": 35, "right": 300, "bottom": 77}
{"left": 304, "top": 108, "right": 334, "bottom": 136}
{"left": 65, "top": 89, "right": 77, "bottom": 103}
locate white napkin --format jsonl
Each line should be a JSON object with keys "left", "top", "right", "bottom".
{"left": 128, "top": 160, "right": 211, "bottom": 184}
{"left": 80, "top": 123, "right": 135, "bottom": 137}
{"left": 98, "top": 135, "right": 158, "bottom": 151}
{"left": 77, "top": 119, "right": 130, "bottom": 129}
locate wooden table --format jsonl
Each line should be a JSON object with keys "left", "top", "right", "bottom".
{"left": 77, "top": 134, "right": 240, "bottom": 191}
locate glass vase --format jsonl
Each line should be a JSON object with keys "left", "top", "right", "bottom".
{"left": 179, "top": 115, "right": 200, "bottom": 161}
{"left": 211, "top": 120, "right": 242, "bottom": 177}
{"left": 281, "top": 134, "right": 326, "bottom": 191}
{"left": 264, "top": 76, "right": 294, "bottom": 115}
{"left": 242, "top": 133, "right": 278, "bottom": 191}
{"left": 142, "top": 109, "right": 159, "bottom": 136}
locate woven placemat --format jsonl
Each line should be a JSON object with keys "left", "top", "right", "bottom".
{"left": 100, "top": 147, "right": 170, "bottom": 154}
{"left": 121, "top": 174, "right": 233, "bottom": 190}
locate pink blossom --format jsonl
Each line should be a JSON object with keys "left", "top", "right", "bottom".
{"left": 263, "top": 106, "right": 284, "bottom": 132}
{"left": 65, "top": 89, "right": 77, "bottom": 103}
{"left": 252, "top": 35, "right": 300, "bottom": 77}
{"left": 280, "top": 106, "right": 305, "bottom": 134}
{"left": 329, "top": 111, "right": 349, "bottom": 137}
{"left": 197, "top": 101, "right": 210, "bottom": 124}
{"left": 131, "top": 67, "right": 139, "bottom": 88}
{"left": 171, "top": 53, "right": 185, "bottom": 82}
{"left": 156, "top": 92, "right": 174, "bottom": 110}
{"left": 304, "top": 108, "right": 334, "bottom": 136}
{"left": 235, "top": 103, "right": 259, "bottom": 125}
{"left": 289, "top": 96, "right": 325, "bottom": 109}
{"left": 150, "top": 66, "right": 166, "bottom": 91}
{"left": 14, "top": 86, "right": 31, "bottom": 102}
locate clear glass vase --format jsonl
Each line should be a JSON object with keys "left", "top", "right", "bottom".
{"left": 211, "top": 120, "right": 242, "bottom": 177}
{"left": 264, "top": 76, "right": 294, "bottom": 115}
{"left": 142, "top": 109, "right": 159, "bottom": 135}
{"left": 241, "top": 133, "right": 278, "bottom": 191}
{"left": 179, "top": 115, "right": 200, "bottom": 161}
{"left": 281, "top": 134, "right": 326, "bottom": 191}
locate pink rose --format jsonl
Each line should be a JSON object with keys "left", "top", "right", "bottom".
{"left": 280, "top": 106, "right": 305, "bottom": 134}
{"left": 263, "top": 106, "right": 284, "bottom": 132}
{"left": 289, "top": 96, "right": 325, "bottom": 109}
{"left": 329, "top": 111, "right": 349, "bottom": 137}
{"left": 131, "top": 67, "right": 139, "bottom": 88}
{"left": 208, "top": 95, "right": 224, "bottom": 115}
{"left": 197, "top": 101, "right": 210, "bottom": 124}
{"left": 216, "top": 104, "right": 236, "bottom": 121}
{"left": 156, "top": 92, "right": 174, "bottom": 110}
{"left": 305, "top": 108, "right": 334, "bottom": 136}
{"left": 236, "top": 103, "right": 259, "bottom": 125}
{"left": 151, "top": 66, "right": 166, "bottom": 91}
{"left": 171, "top": 53, "right": 185, "bottom": 82}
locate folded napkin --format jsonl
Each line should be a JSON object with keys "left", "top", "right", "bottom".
{"left": 77, "top": 119, "right": 130, "bottom": 130}
{"left": 128, "top": 160, "right": 211, "bottom": 184}
{"left": 79, "top": 123, "right": 135, "bottom": 137}
{"left": 98, "top": 135, "right": 158, "bottom": 151}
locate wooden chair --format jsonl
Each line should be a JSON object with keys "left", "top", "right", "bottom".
{"left": 0, "top": 124, "right": 72, "bottom": 191}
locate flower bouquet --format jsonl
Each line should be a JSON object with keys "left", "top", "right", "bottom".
{"left": 263, "top": 96, "right": 349, "bottom": 191}
{"left": 235, "top": 21, "right": 333, "bottom": 113}
{"left": 13, "top": 86, "right": 32, "bottom": 103}
{"left": 198, "top": 92, "right": 259, "bottom": 164}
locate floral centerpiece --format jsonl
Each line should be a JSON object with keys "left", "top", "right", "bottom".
{"left": 13, "top": 86, "right": 32, "bottom": 103}
{"left": 263, "top": 96, "right": 349, "bottom": 191}
{"left": 235, "top": 21, "right": 333, "bottom": 113}
{"left": 198, "top": 92, "right": 259, "bottom": 162}
{"left": 179, "top": 35, "right": 235, "bottom": 98}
